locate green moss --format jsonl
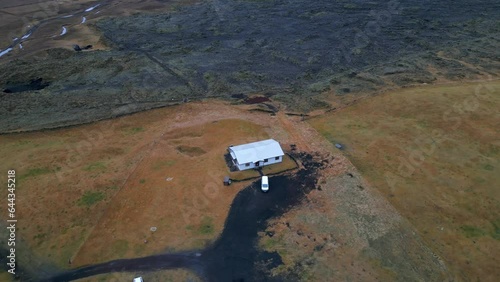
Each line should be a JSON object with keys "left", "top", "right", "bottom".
{"left": 483, "top": 164, "right": 494, "bottom": 171}
{"left": 198, "top": 217, "right": 214, "bottom": 235}
{"left": 134, "top": 243, "right": 146, "bottom": 256}
{"left": 176, "top": 146, "right": 206, "bottom": 156}
{"left": 203, "top": 71, "right": 216, "bottom": 82}
{"left": 491, "top": 220, "right": 500, "bottom": 240}
{"left": 186, "top": 217, "right": 214, "bottom": 235}
{"left": 20, "top": 167, "right": 52, "bottom": 180}
{"left": 308, "top": 79, "right": 330, "bottom": 93}
{"left": 107, "top": 185, "right": 119, "bottom": 190}
{"left": 232, "top": 71, "right": 266, "bottom": 82}
{"left": 16, "top": 140, "right": 32, "bottom": 146}
{"left": 261, "top": 237, "right": 280, "bottom": 250}
{"left": 78, "top": 191, "right": 105, "bottom": 207}
{"left": 152, "top": 160, "right": 176, "bottom": 170}
{"left": 33, "top": 233, "right": 47, "bottom": 242}
{"left": 83, "top": 162, "right": 106, "bottom": 172}
{"left": 123, "top": 126, "right": 145, "bottom": 135}
{"left": 111, "top": 240, "right": 129, "bottom": 257}
{"left": 460, "top": 225, "right": 487, "bottom": 238}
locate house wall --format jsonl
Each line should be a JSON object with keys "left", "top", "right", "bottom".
{"left": 264, "top": 155, "right": 282, "bottom": 166}
{"left": 237, "top": 162, "right": 256, "bottom": 171}
{"left": 236, "top": 155, "right": 283, "bottom": 171}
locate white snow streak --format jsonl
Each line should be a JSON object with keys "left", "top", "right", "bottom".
{"left": 85, "top": 4, "right": 100, "bottom": 12}
{"left": 0, "top": 48, "right": 13, "bottom": 57}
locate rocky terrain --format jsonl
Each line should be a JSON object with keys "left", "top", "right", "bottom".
{"left": 0, "top": 0, "right": 499, "bottom": 132}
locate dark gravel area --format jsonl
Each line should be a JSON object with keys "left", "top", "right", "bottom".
{"left": 0, "top": 0, "right": 499, "bottom": 132}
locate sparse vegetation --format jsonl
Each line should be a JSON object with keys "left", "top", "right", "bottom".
{"left": 176, "top": 145, "right": 206, "bottom": 157}
{"left": 490, "top": 220, "right": 500, "bottom": 240}
{"left": 111, "top": 240, "right": 129, "bottom": 257}
{"left": 186, "top": 216, "right": 215, "bottom": 235}
{"left": 460, "top": 225, "right": 487, "bottom": 238}
{"left": 152, "top": 160, "right": 176, "bottom": 170}
{"left": 107, "top": 185, "right": 119, "bottom": 190}
{"left": 20, "top": 167, "right": 52, "bottom": 180}
{"left": 260, "top": 237, "right": 281, "bottom": 250}
{"left": 83, "top": 162, "right": 107, "bottom": 172}
{"left": 483, "top": 164, "right": 494, "bottom": 171}
{"left": 198, "top": 217, "right": 214, "bottom": 235}
{"left": 310, "top": 81, "right": 500, "bottom": 280}
{"left": 78, "top": 191, "right": 105, "bottom": 207}
{"left": 123, "top": 127, "right": 145, "bottom": 135}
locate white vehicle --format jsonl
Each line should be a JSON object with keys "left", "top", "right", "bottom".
{"left": 261, "top": 176, "right": 269, "bottom": 192}
{"left": 133, "top": 277, "right": 143, "bottom": 282}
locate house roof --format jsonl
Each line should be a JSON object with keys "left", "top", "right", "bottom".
{"left": 229, "top": 139, "right": 284, "bottom": 164}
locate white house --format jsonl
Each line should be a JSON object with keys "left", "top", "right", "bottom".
{"left": 228, "top": 139, "right": 284, "bottom": 171}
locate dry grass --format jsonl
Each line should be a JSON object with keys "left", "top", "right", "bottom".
{"left": 309, "top": 80, "right": 500, "bottom": 281}
{"left": 0, "top": 102, "right": 280, "bottom": 274}
{"left": 64, "top": 118, "right": 272, "bottom": 266}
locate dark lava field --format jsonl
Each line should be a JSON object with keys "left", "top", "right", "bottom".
{"left": 1, "top": 0, "right": 499, "bottom": 132}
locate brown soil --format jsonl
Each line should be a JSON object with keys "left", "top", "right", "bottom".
{"left": 0, "top": 86, "right": 478, "bottom": 280}
{"left": 0, "top": 100, "right": 332, "bottom": 273}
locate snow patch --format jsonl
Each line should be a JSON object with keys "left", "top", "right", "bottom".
{"left": 0, "top": 48, "right": 13, "bottom": 58}
{"left": 85, "top": 4, "right": 100, "bottom": 12}
{"left": 60, "top": 27, "right": 67, "bottom": 36}
{"left": 81, "top": 17, "right": 87, "bottom": 24}
{"left": 21, "top": 33, "right": 31, "bottom": 40}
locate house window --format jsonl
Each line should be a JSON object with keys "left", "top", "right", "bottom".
{"left": 245, "top": 163, "right": 250, "bottom": 167}
{"left": 275, "top": 156, "right": 280, "bottom": 160}
{"left": 264, "top": 159, "right": 268, "bottom": 163}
